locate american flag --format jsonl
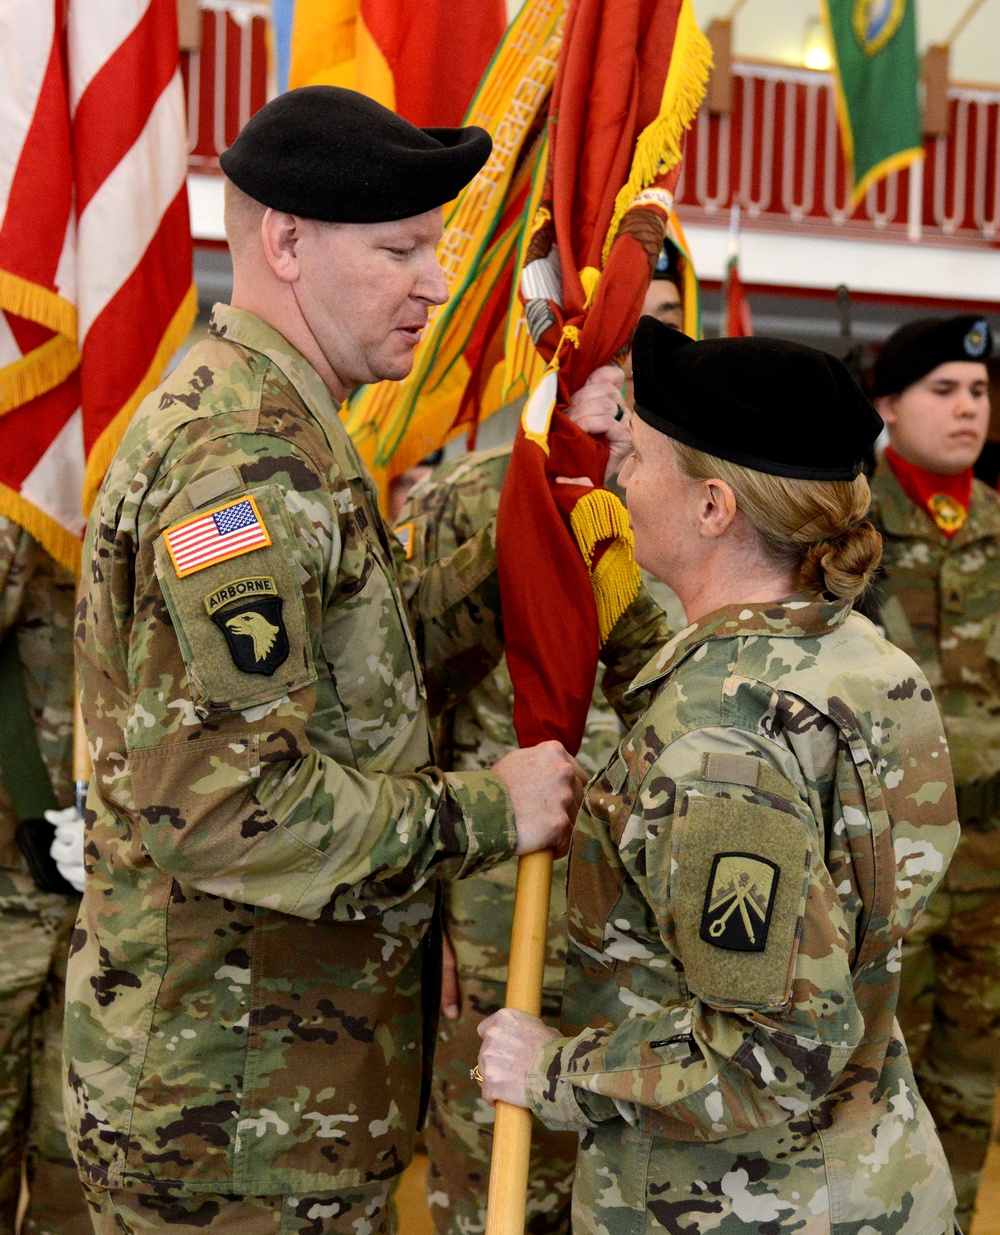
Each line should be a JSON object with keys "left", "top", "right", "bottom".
{"left": 0, "top": 0, "right": 195, "bottom": 571}
{"left": 164, "top": 497, "right": 272, "bottom": 579}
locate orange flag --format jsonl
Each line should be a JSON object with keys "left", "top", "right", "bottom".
{"left": 290, "top": 0, "right": 505, "bottom": 127}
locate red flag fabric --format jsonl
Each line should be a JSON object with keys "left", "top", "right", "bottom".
{"left": 497, "top": 0, "right": 710, "bottom": 753}
{"left": 289, "top": 0, "right": 506, "bottom": 129}
{"left": 344, "top": 0, "right": 563, "bottom": 505}
{"left": 360, "top": 0, "right": 506, "bottom": 127}
{"left": 722, "top": 255, "right": 754, "bottom": 337}
{"left": 0, "top": 0, "right": 195, "bottom": 571}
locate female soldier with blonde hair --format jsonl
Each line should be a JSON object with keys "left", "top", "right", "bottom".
{"left": 477, "top": 321, "right": 960, "bottom": 1235}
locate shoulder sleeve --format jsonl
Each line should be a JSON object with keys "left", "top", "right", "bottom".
{"left": 115, "top": 436, "right": 515, "bottom": 923}
{"left": 394, "top": 458, "right": 505, "bottom": 715}
{"left": 527, "top": 726, "right": 863, "bottom": 1137}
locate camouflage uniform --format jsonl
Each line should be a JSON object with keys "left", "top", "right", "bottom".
{"left": 0, "top": 518, "right": 90, "bottom": 1235}
{"left": 66, "top": 305, "right": 525, "bottom": 1225}
{"left": 868, "top": 459, "right": 1000, "bottom": 1226}
{"left": 400, "top": 448, "right": 632, "bottom": 1235}
{"left": 525, "top": 596, "right": 959, "bottom": 1235}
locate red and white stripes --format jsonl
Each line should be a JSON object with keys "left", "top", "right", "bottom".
{"left": 0, "top": 0, "right": 195, "bottom": 569}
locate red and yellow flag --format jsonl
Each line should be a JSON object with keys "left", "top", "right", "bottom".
{"left": 289, "top": 0, "right": 506, "bottom": 127}
{"left": 497, "top": 0, "right": 711, "bottom": 753}
{"left": 344, "top": 0, "right": 563, "bottom": 503}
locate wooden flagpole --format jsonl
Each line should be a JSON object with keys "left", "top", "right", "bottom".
{"left": 73, "top": 685, "right": 91, "bottom": 813}
{"left": 484, "top": 849, "right": 553, "bottom": 1235}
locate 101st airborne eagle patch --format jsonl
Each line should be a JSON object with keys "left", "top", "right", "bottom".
{"left": 700, "top": 852, "right": 780, "bottom": 952}
{"left": 204, "top": 576, "right": 289, "bottom": 676}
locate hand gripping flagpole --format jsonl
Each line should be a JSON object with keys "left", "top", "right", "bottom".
{"left": 484, "top": 848, "right": 553, "bottom": 1235}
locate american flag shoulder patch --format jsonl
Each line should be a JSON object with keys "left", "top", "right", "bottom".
{"left": 394, "top": 521, "right": 415, "bottom": 560}
{"left": 164, "top": 495, "right": 272, "bottom": 578}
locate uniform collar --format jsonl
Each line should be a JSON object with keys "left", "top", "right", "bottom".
{"left": 208, "top": 303, "right": 343, "bottom": 436}
{"left": 626, "top": 592, "right": 851, "bottom": 698}
{"left": 871, "top": 455, "right": 1000, "bottom": 548}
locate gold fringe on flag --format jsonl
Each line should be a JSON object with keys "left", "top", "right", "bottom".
{"left": 0, "top": 333, "right": 80, "bottom": 415}
{"left": 569, "top": 486, "right": 641, "bottom": 643}
{"left": 0, "top": 270, "right": 81, "bottom": 412}
{"left": 601, "top": 0, "right": 712, "bottom": 266}
{"left": 82, "top": 281, "right": 197, "bottom": 516}
{"left": 0, "top": 269, "right": 77, "bottom": 338}
{"left": 0, "top": 481, "right": 82, "bottom": 575}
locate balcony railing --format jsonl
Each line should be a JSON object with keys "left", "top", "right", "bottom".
{"left": 675, "top": 60, "right": 1000, "bottom": 245}
{"left": 181, "top": 5, "right": 1000, "bottom": 249}
{"left": 182, "top": 1, "right": 269, "bottom": 173}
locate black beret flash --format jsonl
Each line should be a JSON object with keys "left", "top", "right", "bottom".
{"left": 219, "top": 86, "right": 493, "bottom": 224}
{"left": 631, "top": 317, "right": 883, "bottom": 482}
{"left": 872, "top": 315, "right": 993, "bottom": 397}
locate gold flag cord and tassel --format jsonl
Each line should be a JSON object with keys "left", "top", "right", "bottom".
{"left": 569, "top": 487, "right": 641, "bottom": 643}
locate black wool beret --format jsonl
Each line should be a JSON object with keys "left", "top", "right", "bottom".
{"left": 632, "top": 317, "right": 883, "bottom": 482}
{"left": 871, "top": 314, "right": 993, "bottom": 397}
{"left": 219, "top": 86, "right": 492, "bottom": 224}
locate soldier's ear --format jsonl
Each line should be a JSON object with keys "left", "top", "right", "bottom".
{"left": 261, "top": 209, "right": 302, "bottom": 284}
{"left": 697, "top": 477, "right": 738, "bottom": 541}
{"left": 874, "top": 393, "right": 899, "bottom": 427}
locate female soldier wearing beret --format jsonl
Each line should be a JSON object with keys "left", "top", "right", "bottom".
{"left": 477, "top": 321, "right": 961, "bottom": 1235}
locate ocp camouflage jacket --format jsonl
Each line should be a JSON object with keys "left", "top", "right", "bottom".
{"left": 66, "top": 306, "right": 519, "bottom": 1198}
{"left": 399, "top": 445, "right": 653, "bottom": 994}
{"left": 0, "top": 519, "right": 75, "bottom": 900}
{"left": 868, "top": 459, "right": 1000, "bottom": 888}
{"left": 526, "top": 597, "right": 959, "bottom": 1235}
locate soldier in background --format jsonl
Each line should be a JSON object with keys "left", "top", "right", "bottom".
{"left": 403, "top": 442, "right": 613, "bottom": 1235}
{"left": 621, "top": 239, "right": 686, "bottom": 407}
{"left": 867, "top": 314, "right": 999, "bottom": 1230}
{"left": 0, "top": 518, "right": 89, "bottom": 1234}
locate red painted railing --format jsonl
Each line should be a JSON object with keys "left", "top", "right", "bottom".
{"left": 182, "top": 1, "right": 269, "bottom": 173}
{"left": 675, "top": 61, "right": 1000, "bottom": 245}
{"left": 182, "top": 5, "right": 1000, "bottom": 249}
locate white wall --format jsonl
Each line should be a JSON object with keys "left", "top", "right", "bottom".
{"left": 505, "top": 1, "right": 1000, "bottom": 89}
{"left": 691, "top": 0, "right": 1000, "bottom": 87}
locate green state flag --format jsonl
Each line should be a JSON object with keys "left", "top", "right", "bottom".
{"left": 822, "top": 0, "right": 923, "bottom": 206}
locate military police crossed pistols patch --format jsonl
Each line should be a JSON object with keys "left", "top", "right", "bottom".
{"left": 700, "top": 851, "right": 779, "bottom": 952}
{"left": 164, "top": 495, "right": 271, "bottom": 577}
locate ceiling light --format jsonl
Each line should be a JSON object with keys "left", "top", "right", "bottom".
{"left": 803, "top": 16, "right": 833, "bottom": 70}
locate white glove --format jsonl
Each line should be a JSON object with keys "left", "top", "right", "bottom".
{"left": 46, "top": 806, "right": 85, "bottom": 893}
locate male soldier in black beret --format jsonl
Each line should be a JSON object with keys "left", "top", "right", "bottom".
{"left": 865, "top": 314, "right": 999, "bottom": 1229}
{"left": 64, "top": 87, "right": 600, "bottom": 1232}
{"left": 641, "top": 240, "right": 685, "bottom": 332}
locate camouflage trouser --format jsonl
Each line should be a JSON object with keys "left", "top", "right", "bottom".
{"left": 424, "top": 975, "right": 577, "bottom": 1235}
{"left": 79, "top": 1180, "right": 392, "bottom": 1235}
{"left": 0, "top": 892, "right": 89, "bottom": 1235}
{"left": 897, "top": 883, "right": 1000, "bottom": 1229}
